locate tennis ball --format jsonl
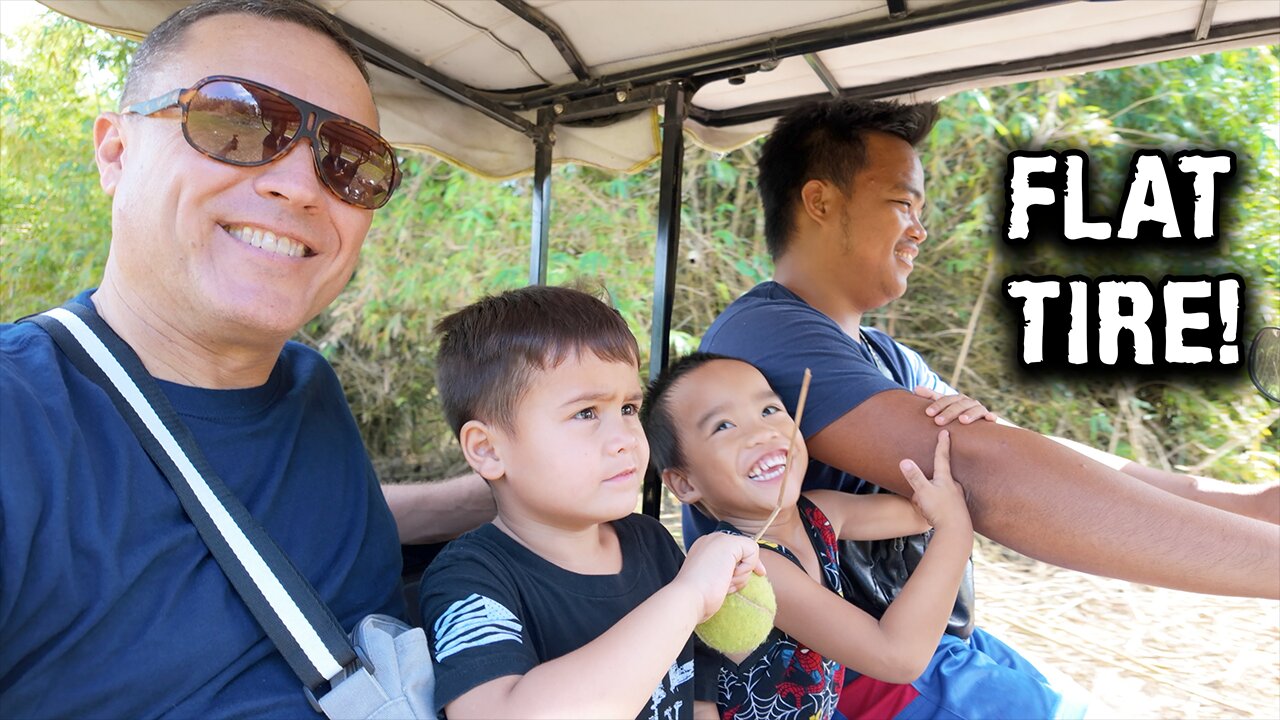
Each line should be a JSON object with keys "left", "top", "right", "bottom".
{"left": 694, "top": 573, "right": 776, "bottom": 655}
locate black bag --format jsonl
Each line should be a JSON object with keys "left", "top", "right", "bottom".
{"left": 837, "top": 484, "right": 975, "bottom": 639}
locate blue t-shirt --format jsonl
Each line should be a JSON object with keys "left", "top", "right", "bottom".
{"left": 686, "top": 281, "right": 957, "bottom": 542}
{"left": 421, "top": 514, "right": 694, "bottom": 720}
{"left": 0, "top": 293, "right": 405, "bottom": 718}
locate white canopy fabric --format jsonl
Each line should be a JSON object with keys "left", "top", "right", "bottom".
{"left": 43, "top": 0, "right": 1280, "bottom": 179}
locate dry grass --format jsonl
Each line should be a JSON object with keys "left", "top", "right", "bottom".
{"left": 660, "top": 492, "right": 1280, "bottom": 718}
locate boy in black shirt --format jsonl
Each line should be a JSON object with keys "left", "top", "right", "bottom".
{"left": 421, "top": 286, "right": 765, "bottom": 720}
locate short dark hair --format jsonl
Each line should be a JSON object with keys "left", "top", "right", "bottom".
{"left": 758, "top": 99, "right": 938, "bottom": 258}
{"left": 436, "top": 285, "right": 640, "bottom": 438}
{"left": 122, "top": 0, "right": 369, "bottom": 106}
{"left": 641, "top": 352, "right": 735, "bottom": 475}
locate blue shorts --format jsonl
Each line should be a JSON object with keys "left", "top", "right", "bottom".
{"left": 837, "top": 628, "right": 1088, "bottom": 720}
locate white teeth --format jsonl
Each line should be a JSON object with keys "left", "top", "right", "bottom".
{"left": 225, "top": 225, "right": 308, "bottom": 258}
{"left": 747, "top": 453, "right": 787, "bottom": 480}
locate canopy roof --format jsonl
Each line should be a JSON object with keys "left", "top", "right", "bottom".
{"left": 45, "top": 0, "right": 1279, "bottom": 178}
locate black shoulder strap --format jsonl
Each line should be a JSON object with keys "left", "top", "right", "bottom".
{"left": 25, "top": 303, "right": 359, "bottom": 692}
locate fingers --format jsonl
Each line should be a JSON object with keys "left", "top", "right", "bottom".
{"left": 956, "top": 401, "right": 995, "bottom": 424}
{"left": 919, "top": 389, "right": 965, "bottom": 422}
{"left": 727, "top": 558, "right": 755, "bottom": 593}
{"left": 727, "top": 536, "right": 766, "bottom": 593}
{"left": 899, "top": 457, "right": 929, "bottom": 494}
{"left": 933, "top": 396, "right": 979, "bottom": 425}
{"left": 681, "top": 533, "right": 771, "bottom": 618}
{"left": 916, "top": 388, "right": 994, "bottom": 426}
{"left": 915, "top": 386, "right": 951, "bottom": 418}
{"left": 916, "top": 386, "right": 951, "bottom": 419}
{"left": 734, "top": 537, "right": 766, "bottom": 578}
{"left": 933, "top": 429, "right": 952, "bottom": 481}
{"left": 714, "top": 532, "right": 766, "bottom": 576}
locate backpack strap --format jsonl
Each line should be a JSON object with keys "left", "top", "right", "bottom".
{"left": 25, "top": 302, "right": 361, "bottom": 694}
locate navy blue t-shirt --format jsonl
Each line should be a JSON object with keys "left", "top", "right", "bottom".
{"left": 421, "top": 515, "right": 694, "bottom": 720}
{"left": 0, "top": 293, "right": 404, "bottom": 718}
{"left": 686, "top": 281, "right": 957, "bottom": 544}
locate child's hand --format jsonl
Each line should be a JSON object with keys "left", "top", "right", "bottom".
{"left": 914, "top": 386, "right": 995, "bottom": 426}
{"left": 676, "top": 532, "right": 767, "bottom": 622}
{"left": 899, "top": 430, "right": 971, "bottom": 531}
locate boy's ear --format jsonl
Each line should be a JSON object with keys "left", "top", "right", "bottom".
{"left": 459, "top": 420, "right": 506, "bottom": 482}
{"left": 661, "top": 468, "right": 702, "bottom": 505}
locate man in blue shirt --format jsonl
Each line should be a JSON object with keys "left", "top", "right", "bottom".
{"left": 687, "top": 97, "right": 1277, "bottom": 718}
{"left": 693, "top": 99, "right": 1278, "bottom": 598}
{"left": 0, "top": 1, "right": 487, "bottom": 715}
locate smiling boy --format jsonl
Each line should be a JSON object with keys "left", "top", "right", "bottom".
{"left": 421, "top": 286, "right": 764, "bottom": 720}
{"left": 644, "top": 353, "right": 1019, "bottom": 720}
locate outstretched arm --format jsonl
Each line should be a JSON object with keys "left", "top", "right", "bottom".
{"left": 805, "top": 489, "right": 930, "bottom": 540}
{"left": 807, "top": 389, "right": 1280, "bottom": 598}
{"left": 774, "top": 433, "right": 973, "bottom": 683}
{"left": 917, "top": 389, "right": 1280, "bottom": 524}
{"left": 381, "top": 473, "right": 496, "bottom": 544}
{"left": 1046, "top": 434, "right": 1280, "bottom": 525}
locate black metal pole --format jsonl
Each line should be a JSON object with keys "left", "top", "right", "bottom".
{"left": 642, "top": 83, "right": 688, "bottom": 519}
{"left": 529, "top": 107, "right": 554, "bottom": 286}
{"left": 494, "top": 0, "right": 592, "bottom": 81}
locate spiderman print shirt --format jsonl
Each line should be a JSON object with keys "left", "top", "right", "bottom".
{"left": 696, "top": 496, "right": 846, "bottom": 720}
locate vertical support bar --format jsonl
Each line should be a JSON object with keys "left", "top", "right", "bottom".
{"left": 529, "top": 107, "right": 555, "bottom": 285}
{"left": 642, "top": 82, "right": 688, "bottom": 519}
{"left": 647, "top": 84, "right": 688, "bottom": 379}
{"left": 1195, "top": 0, "right": 1218, "bottom": 40}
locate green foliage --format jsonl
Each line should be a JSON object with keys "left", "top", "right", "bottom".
{"left": 1, "top": 16, "right": 133, "bottom": 314}
{"left": 893, "top": 49, "right": 1280, "bottom": 484}
{"left": 2, "top": 12, "right": 1275, "bottom": 483}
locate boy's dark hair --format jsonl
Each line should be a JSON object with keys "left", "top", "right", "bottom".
{"left": 641, "top": 352, "right": 736, "bottom": 475}
{"left": 758, "top": 99, "right": 938, "bottom": 259}
{"left": 436, "top": 285, "right": 640, "bottom": 437}
{"left": 122, "top": 0, "right": 369, "bottom": 106}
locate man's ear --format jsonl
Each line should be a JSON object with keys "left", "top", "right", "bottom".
{"left": 94, "top": 112, "right": 126, "bottom": 197}
{"left": 799, "top": 178, "right": 839, "bottom": 226}
{"left": 662, "top": 467, "right": 702, "bottom": 506}
{"left": 460, "top": 420, "right": 506, "bottom": 482}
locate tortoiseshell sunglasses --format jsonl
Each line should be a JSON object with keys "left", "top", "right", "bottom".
{"left": 124, "top": 75, "right": 401, "bottom": 210}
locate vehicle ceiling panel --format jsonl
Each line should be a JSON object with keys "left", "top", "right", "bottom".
{"left": 41, "top": 0, "right": 1280, "bottom": 177}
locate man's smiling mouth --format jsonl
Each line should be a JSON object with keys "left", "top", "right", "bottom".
{"left": 894, "top": 243, "right": 918, "bottom": 267}
{"left": 223, "top": 224, "right": 311, "bottom": 258}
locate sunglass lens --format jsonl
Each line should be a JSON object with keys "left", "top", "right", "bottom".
{"left": 186, "top": 80, "right": 301, "bottom": 164}
{"left": 317, "top": 121, "right": 399, "bottom": 209}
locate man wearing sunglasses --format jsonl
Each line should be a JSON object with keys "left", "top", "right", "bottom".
{"left": 0, "top": 0, "right": 491, "bottom": 716}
